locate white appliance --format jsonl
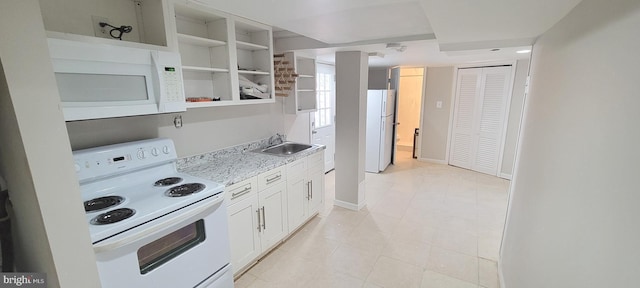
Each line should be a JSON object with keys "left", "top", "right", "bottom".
{"left": 366, "top": 89, "right": 396, "bottom": 173}
{"left": 48, "top": 38, "right": 186, "bottom": 121}
{"left": 73, "top": 138, "right": 233, "bottom": 288}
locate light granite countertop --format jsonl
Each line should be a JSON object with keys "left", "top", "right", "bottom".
{"left": 177, "top": 138, "right": 325, "bottom": 186}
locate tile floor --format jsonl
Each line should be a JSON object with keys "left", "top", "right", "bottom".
{"left": 234, "top": 150, "right": 509, "bottom": 288}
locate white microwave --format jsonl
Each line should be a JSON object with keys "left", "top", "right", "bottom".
{"left": 47, "top": 38, "right": 186, "bottom": 121}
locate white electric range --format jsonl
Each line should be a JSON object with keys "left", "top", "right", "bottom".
{"left": 73, "top": 138, "right": 233, "bottom": 288}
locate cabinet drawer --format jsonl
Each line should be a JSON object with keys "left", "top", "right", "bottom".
{"left": 225, "top": 177, "right": 258, "bottom": 206}
{"left": 286, "top": 158, "right": 307, "bottom": 181}
{"left": 257, "top": 166, "right": 285, "bottom": 191}
{"left": 307, "top": 151, "right": 324, "bottom": 174}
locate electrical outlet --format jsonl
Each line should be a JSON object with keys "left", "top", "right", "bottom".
{"left": 173, "top": 115, "right": 183, "bottom": 128}
{"left": 91, "top": 15, "right": 111, "bottom": 39}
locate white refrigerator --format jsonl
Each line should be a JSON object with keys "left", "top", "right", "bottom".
{"left": 366, "top": 89, "right": 396, "bottom": 173}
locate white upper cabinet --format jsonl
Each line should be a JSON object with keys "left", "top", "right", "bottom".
{"left": 40, "top": 0, "right": 171, "bottom": 49}
{"left": 281, "top": 52, "right": 317, "bottom": 114}
{"left": 40, "top": 0, "right": 276, "bottom": 109}
{"left": 170, "top": 1, "right": 275, "bottom": 108}
{"left": 173, "top": 3, "right": 233, "bottom": 104}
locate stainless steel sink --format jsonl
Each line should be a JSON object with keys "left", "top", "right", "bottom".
{"left": 256, "top": 142, "right": 313, "bottom": 156}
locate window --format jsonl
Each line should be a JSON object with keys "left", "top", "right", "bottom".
{"left": 314, "top": 72, "right": 333, "bottom": 128}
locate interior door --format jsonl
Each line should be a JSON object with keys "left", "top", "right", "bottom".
{"left": 449, "top": 66, "right": 512, "bottom": 175}
{"left": 450, "top": 68, "right": 482, "bottom": 170}
{"left": 310, "top": 63, "right": 335, "bottom": 172}
{"left": 474, "top": 66, "right": 512, "bottom": 174}
{"left": 389, "top": 68, "right": 400, "bottom": 165}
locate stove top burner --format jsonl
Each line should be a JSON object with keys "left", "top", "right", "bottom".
{"left": 154, "top": 177, "right": 183, "bottom": 187}
{"left": 91, "top": 208, "right": 136, "bottom": 225}
{"left": 84, "top": 196, "right": 124, "bottom": 213}
{"left": 165, "top": 183, "right": 206, "bottom": 197}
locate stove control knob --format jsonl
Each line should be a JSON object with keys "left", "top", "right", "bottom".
{"left": 162, "top": 145, "right": 171, "bottom": 154}
{"left": 137, "top": 150, "right": 147, "bottom": 160}
{"left": 151, "top": 148, "right": 160, "bottom": 156}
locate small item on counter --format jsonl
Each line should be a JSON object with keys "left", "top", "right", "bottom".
{"left": 212, "top": 97, "right": 221, "bottom": 101}
{"left": 186, "top": 97, "right": 213, "bottom": 102}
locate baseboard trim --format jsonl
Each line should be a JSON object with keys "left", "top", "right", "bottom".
{"left": 417, "top": 158, "right": 448, "bottom": 165}
{"left": 499, "top": 173, "right": 512, "bottom": 180}
{"left": 498, "top": 259, "right": 506, "bottom": 288}
{"left": 334, "top": 199, "right": 366, "bottom": 211}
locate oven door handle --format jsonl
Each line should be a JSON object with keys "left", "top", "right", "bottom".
{"left": 93, "top": 195, "right": 223, "bottom": 253}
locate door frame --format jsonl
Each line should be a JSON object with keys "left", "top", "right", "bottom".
{"left": 395, "top": 66, "right": 427, "bottom": 160}
{"left": 310, "top": 62, "right": 336, "bottom": 172}
{"left": 445, "top": 60, "right": 518, "bottom": 177}
{"left": 389, "top": 66, "right": 400, "bottom": 165}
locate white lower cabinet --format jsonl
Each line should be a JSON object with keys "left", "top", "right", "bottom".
{"left": 226, "top": 170, "right": 286, "bottom": 275}
{"left": 287, "top": 151, "right": 325, "bottom": 232}
{"left": 307, "top": 152, "right": 325, "bottom": 216}
{"left": 286, "top": 158, "right": 307, "bottom": 232}
{"left": 257, "top": 181, "right": 287, "bottom": 251}
{"left": 227, "top": 152, "right": 324, "bottom": 276}
{"left": 227, "top": 178, "right": 260, "bottom": 275}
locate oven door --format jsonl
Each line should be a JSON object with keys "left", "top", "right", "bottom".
{"left": 92, "top": 196, "right": 230, "bottom": 288}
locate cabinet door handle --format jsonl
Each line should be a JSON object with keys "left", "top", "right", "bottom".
{"left": 231, "top": 186, "right": 251, "bottom": 200}
{"left": 306, "top": 181, "right": 311, "bottom": 199}
{"left": 266, "top": 174, "right": 281, "bottom": 184}
{"left": 310, "top": 180, "right": 313, "bottom": 200}
{"left": 256, "top": 209, "right": 262, "bottom": 232}
{"left": 261, "top": 207, "right": 266, "bottom": 230}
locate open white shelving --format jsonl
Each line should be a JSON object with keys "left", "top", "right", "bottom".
{"left": 238, "top": 70, "right": 270, "bottom": 75}
{"left": 282, "top": 52, "right": 317, "bottom": 114}
{"left": 236, "top": 40, "right": 269, "bottom": 51}
{"left": 172, "top": 2, "right": 275, "bottom": 107}
{"left": 177, "top": 33, "right": 226, "bottom": 47}
{"left": 182, "top": 66, "right": 229, "bottom": 73}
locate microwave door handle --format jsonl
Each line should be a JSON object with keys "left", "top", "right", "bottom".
{"left": 150, "top": 51, "right": 165, "bottom": 111}
{"left": 92, "top": 195, "right": 223, "bottom": 253}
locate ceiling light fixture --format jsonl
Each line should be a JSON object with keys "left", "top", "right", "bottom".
{"left": 517, "top": 49, "right": 532, "bottom": 54}
{"left": 386, "top": 43, "right": 407, "bottom": 53}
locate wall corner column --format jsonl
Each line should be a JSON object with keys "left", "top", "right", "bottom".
{"left": 334, "top": 51, "right": 368, "bottom": 210}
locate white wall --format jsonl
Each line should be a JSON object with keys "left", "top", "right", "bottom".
{"left": 0, "top": 1, "right": 101, "bottom": 287}
{"left": 67, "top": 100, "right": 285, "bottom": 157}
{"left": 368, "top": 67, "right": 389, "bottom": 89}
{"left": 499, "top": 59, "right": 529, "bottom": 177}
{"left": 501, "top": 0, "right": 640, "bottom": 287}
{"left": 420, "top": 66, "right": 454, "bottom": 162}
{"left": 284, "top": 112, "right": 311, "bottom": 144}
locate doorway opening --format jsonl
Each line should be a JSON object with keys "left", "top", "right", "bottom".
{"left": 396, "top": 67, "right": 425, "bottom": 161}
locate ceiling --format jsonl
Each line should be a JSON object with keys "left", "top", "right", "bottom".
{"left": 199, "top": 0, "right": 583, "bottom": 66}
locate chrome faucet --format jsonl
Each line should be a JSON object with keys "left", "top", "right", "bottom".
{"left": 268, "top": 133, "right": 284, "bottom": 146}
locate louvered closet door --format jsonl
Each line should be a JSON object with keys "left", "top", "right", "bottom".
{"left": 450, "top": 68, "right": 482, "bottom": 170}
{"left": 450, "top": 66, "right": 511, "bottom": 175}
